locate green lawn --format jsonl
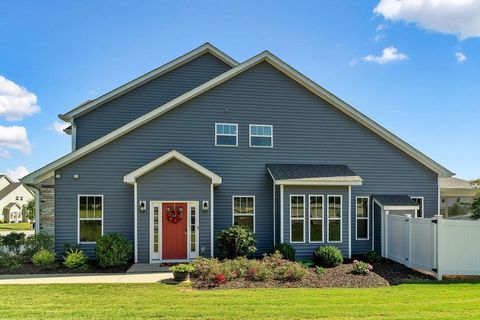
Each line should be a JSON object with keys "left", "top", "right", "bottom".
{"left": 0, "top": 283, "right": 479, "bottom": 319}
{"left": 0, "top": 222, "right": 31, "bottom": 231}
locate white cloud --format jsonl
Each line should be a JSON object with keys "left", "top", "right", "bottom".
{"left": 374, "top": 0, "right": 480, "bottom": 39}
{"left": 374, "top": 33, "right": 386, "bottom": 42}
{"left": 455, "top": 51, "right": 467, "bottom": 62}
{"left": 50, "top": 121, "right": 70, "bottom": 134}
{"left": 377, "top": 23, "right": 388, "bottom": 31}
{"left": 362, "top": 46, "right": 408, "bottom": 64}
{"left": 6, "top": 166, "right": 29, "bottom": 181}
{"left": 0, "top": 75, "right": 40, "bottom": 121}
{"left": 349, "top": 58, "right": 358, "bottom": 67}
{"left": 0, "top": 126, "right": 32, "bottom": 156}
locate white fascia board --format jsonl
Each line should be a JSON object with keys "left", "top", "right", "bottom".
{"left": 23, "top": 49, "right": 452, "bottom": 183}
{"left": 383, "top": 205, "right": 419, "bottom": 211}
{"left": 275, "top": 179, "right": 363, "bottom": 186}
{"left": 123, "top": 150, "right": 222, "bottom": 185}
{"left": 60, "top": 43, "right": 238, "bottom": 121}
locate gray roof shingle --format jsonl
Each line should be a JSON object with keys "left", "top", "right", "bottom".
{"left": 0, "top": 182, "right": 22, "bottom": 201}
{"left": 267, "top": 164, "right": 358, "bottom": 180}
{"left": 373, "top": 195, "right": 418, "bottom": 207}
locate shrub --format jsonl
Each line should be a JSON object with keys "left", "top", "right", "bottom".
{"left": 64, "top": 249, "right": 88, "bottom": 270}
{"left": 315, "top": 266, "right": 326, "bottom": 275}
{"left": 23, "top": 233, "right": 54, "bottom": 259}
{"left": 1, "top": 233, "right": 26, "bottom": 255}
{"left": 247, "top": 261, "right": 274, "bottom": 281}
{"left": 216, "top": 226, "right": 257, "bottom": 259}
{"left": 94, "top": 233, "right": 132, "bottom": 268}
{"left": 190, "top": 257, "right": 222, "bottom": 281}
{"left": 352, "top": 260, "right": 373, "bottom": 275}
{"left": 63, "top": 242, "right": 81, "bottom": 256}
{"left": 32, "top": 250, "right": 56, "bottom": 269}
{"left": 222, "top": 256, "right": 253, "bottom": 279}
{"left": 273, "top": 243, "right": 295, "bottom": 261}
{"left": 298, "top": 259, "right": 315, "bottom": 268}
{"left": 0, "top": 252, "right": 22, "bottom": 271}
{"left": 313, "top": 246, "right": 343, "bottom": 267}
{"left": 364, "top": 251, "right": 382, "bottom": 263}
{"left": 170, "top": 264, "right": 195, "bottom": 273}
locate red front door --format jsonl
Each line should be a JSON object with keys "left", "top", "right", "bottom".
{"left": 162, "top": 202, "right": 187, "bottom": 260}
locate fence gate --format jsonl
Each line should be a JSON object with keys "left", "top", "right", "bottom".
{"left": 385, "top": 214, "right": 436, "bottom": 273}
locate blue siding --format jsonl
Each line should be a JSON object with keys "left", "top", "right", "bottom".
{"left": 75, "top": 53, "right": 232, "bottom": 148}
{"left": 55, "top": 61, "right": 439, "bottom": 259}
{"left": 137, "top": 159, "right": 212, "bottom": 262}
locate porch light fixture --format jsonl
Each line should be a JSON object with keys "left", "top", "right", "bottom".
{"left": 202, "top": 201, "right": 209, "bottom": 212}
{"left": 139, "top": 201, "right": 146, "bottom": 213}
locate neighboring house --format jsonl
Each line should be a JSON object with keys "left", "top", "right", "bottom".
{"left": 22, "top": 43, "right": 454, "bottom": 263}
{"left": 440, "top": 177, "right": 478, "bottom": 219}
{"left": 0, "top": 176, "right": 35, "bottom": 223}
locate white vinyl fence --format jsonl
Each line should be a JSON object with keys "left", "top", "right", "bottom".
{"left": 385, "top": 213, "right": 480, "bottom": 280}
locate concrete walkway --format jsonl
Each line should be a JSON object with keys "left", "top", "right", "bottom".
{"left": 0, "top": 272, "right": 174, "bottom": 284}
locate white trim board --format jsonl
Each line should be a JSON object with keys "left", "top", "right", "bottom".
{"left": 60, "top": 43, "right": 238, "bottom": 121}
{"left": 22, "top": 49, "right": 453, "bottom": 184}
{"left": 123, "top": 150, "right": 222, "bottom": 185}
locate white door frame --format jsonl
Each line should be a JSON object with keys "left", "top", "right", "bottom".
{"left": 149, "top": 200, "right": 199, "bottom": 263}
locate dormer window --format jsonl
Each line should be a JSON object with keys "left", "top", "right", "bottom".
{"left": 215, "top": 123, "right": 238, "bottom": 147}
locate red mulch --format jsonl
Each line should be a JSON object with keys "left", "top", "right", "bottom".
{"left": 192, "top": 259, "right": 434, "bottom": 290}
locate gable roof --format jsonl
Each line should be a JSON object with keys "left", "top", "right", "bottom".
{"left": 0, "top": 175, "right": 13, "bottom": 185}
{"left": 124, "top": 150, "right": 222, "bottom": 185}
{"left": 22, "top": 49, "right": 453, "bottom": 184}
{"left": 439, "top": 177, "right": 476, "bottom": 190}
{"left": 373, "top": 195, "right": 420, "bottom": 210}
{"left": 0, "top": 182, "right": 22, "bottom": 200}
{"left": 3, "top": 202, "right": 21, "bottom": 210}
{"left": 59, "top": 43, "right": 238, "bottom": 121}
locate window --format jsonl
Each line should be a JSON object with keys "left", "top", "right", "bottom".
{"left": 233, "top": 196, "right": 255, "bottom": 232}
{"left": 78, "top": 195, "right": 103, "bottom": 243}
{"left": 290, "top": 195, "right": 305, "bottom": 243}
{"left": 411, "top": 197, "right": 424, "bottom": 218}
{"left": 309, "top": 195, "right": 324, "bottom": 243}
{"left": 249, "top": 125, "right": 273, "bottom": 147}
{"left": 356, "top": 197, "right": 369, "bottom": 240}
{"left": 215, "top": 123, "right": 238, "bottom": 146}
{"left": 327, "top": 196, "right": 342, "bottom": 242}
{"left": 15, "top": 196, "right": 19, "bottom": 201}
{"left": 20, "top": 196, "right": 23, "bottom": 201}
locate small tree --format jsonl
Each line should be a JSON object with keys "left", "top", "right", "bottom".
{"left": 470, "top": 179, "right": 480, "bottom": 220}
{"left": 25, "top": 199, "right": 35, "bottom": 222}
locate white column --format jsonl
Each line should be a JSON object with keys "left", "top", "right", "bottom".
{"left": 134, "top": 182, "right": 138, "bottom": 263}
{"left": 384, "top": 210, "right": 390, "bottom": 258}
{"left": 210, "top": 183, "right": 214, "bottom": 257}
{"left": 280, "top": 184, "right": 284, "bottom": 243}
{"left": 348, "top": 186, "right": 352, "bottom": 259}
{"left": 371, "top": 201, "right": 375, "bottom": 251}
{"left": 272, "top": 182, "right": 276, "bottom": 246}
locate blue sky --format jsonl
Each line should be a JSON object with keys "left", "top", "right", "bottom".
{"left": 0, "top": 0, "right": 479, "bottom": 180}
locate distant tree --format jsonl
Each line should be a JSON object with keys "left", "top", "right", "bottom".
{"left": 470, "top": 178, "right": 480, "bottom": 220}
{"left": 25, "top": 199, "right": 35, "bottom": 222}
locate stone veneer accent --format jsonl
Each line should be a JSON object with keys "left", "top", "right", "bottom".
{"left": 35, "top": 177, "right": 55, "bottom": 236}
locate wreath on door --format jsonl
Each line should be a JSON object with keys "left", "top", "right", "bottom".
{"left": 166, "top": 206, "right": 183, "bottom": 224}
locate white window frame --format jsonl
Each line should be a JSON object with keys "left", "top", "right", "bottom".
{"left": 309, "top": 195, "right": 324, "bottom": 243}
{"left": 232, "top": 196, "right": 255, "bottom": 233}
{"left": 249, "top": 124, "right": 273, "bottom": 148}
{"left": 215, "top": 123, "right": 238, "bottom": 147}
{"left": 411, "top": 196, "right": 424, "bottom": 218}
{"left": 327, "top": 195, "right": 342, "bottom": 243}
{"left": 355, "top": 196, "right": 370, "bottom": 241}
{"left": 77, "top": 194, "right": 104, "bottom": 244}
{"left": 290, "top": 194, "right": 305, "bottom": 243}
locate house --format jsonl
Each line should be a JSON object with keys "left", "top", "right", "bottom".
{"left": 439, "top": 177, "right": 477, "bottom": 219}
{"left": 21, "top": 43, "right": 454, "bottom": 263}
{"left": 0, "top": 175, "right": 35, "bottom": 223}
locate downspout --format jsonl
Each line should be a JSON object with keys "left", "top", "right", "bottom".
{"left": 71, "top": 119, "right": 77, "bottom": 151}
{"left": 272, "top": 182, "right": 276, "bottom": 246}
{"left": 348, "top": 186, "right": 352, "bottom": 259}
{"left": 280, "top": 184, "right": 284, "bottom": 243}
{"left": 134, "top": 182, "right": 138, "bottom": 263}
{"left": 210, "top": 183, "right": 214, "bottom": 257}
{"left": 27, "top": 185, "right": 40, "bottom": 234}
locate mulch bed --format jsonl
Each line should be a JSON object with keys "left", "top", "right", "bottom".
{"left": 0, "top": 261, "right": 132, "bottom": 275}
{"left": 192, "top": 259, "right": 434, "bottom": 290}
